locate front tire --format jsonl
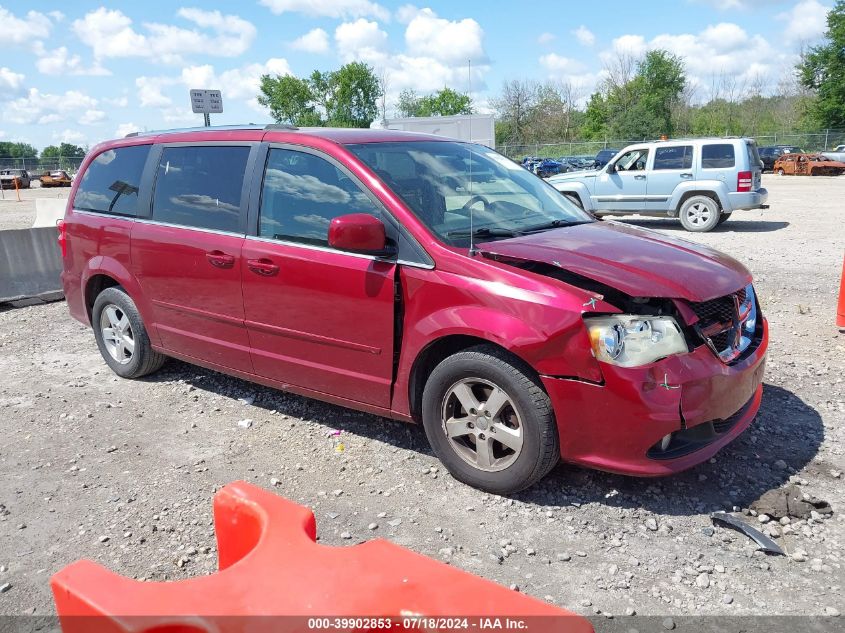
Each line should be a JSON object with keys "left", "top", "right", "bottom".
{"left": 92, "top": 287, "right": 166, "bottom": 379}
{"left": 421, "top": 345, "right": 559, "bottom": 495}
{"left": 679, "top": 195, "right": 720, "bottom": 232}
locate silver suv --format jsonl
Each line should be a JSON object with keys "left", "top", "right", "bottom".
{"left": 548, "top": 138, "right": 768, "bottom": 232}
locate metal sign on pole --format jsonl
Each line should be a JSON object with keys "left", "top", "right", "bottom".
{"left": 190, "top": 89, "right": 223, "bottom": 127}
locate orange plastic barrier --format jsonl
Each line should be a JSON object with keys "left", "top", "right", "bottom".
{"left": 51, "top": 481, "right": 592, "bottom": 633}
{"left": 838, "top": 255, "right": 845, "bottom": 328}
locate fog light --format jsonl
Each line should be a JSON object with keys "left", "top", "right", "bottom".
{"left": 660, "top": 433, "right": 672, "bottom": 451}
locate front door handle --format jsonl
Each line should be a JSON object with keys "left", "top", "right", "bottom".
{"left": 247, "top": 258, "right": 280, "bottom": 277}
{"left": 680, "top": 172, "right": 694, "bottom": 179}
{"left": 634, "top": 174, "right": 646, "bottom": 180}
{"left": 206, "top": 250, "right": 235, "bottom": 269}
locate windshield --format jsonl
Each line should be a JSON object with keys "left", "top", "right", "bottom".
{"left": 346, "top": 141, "right": 592, "bottom": 247}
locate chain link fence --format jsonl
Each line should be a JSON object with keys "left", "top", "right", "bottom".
{"left": 0, "top": 156, "right": 85, "bottom": 174}
{"left": 498, "top": 129, "right": 845, "bottom": 160}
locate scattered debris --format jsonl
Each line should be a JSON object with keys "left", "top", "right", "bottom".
{"left": 237, "top": 419, "right": 253, "bottom": 429}
{"left": 237, "top": 396, "right": 255, "bottom": 406}
{"left": 750, "top": 484, "right": 832, "bottom": 520}
{"left": 710, "top": 512, "right": 785, "bottom": 555}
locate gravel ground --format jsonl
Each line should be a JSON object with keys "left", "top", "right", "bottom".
{"left": 0, "top": 183, "right": 69, "bottom": 231}
{"left": 0, "top": 175, "right": 843, "bottom": 622}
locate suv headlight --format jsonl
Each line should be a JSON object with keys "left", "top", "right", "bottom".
{"left": 585, "top": 315, "right": 688, "bottom": 367}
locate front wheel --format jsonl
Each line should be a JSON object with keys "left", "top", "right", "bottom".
{"left": 421, "top": 345, "right": 559, "bottom": 495}
{"left": 678, "top": 195, "right": 720, "bottom": 232}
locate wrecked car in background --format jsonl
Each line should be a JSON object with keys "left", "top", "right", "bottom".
{"left": 773, "top": 153, "right": 845, "bottom": 176}
{"left": 41, "top": 170, "right": 73, "bottom": 187}
{"left": 0, "top": 168, "right": 31, "bottom": 189}
{"left": 61, "top": 126, "right": 767, "bottom": 495}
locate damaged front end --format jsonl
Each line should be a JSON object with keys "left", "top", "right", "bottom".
{"left": 481, "top": 251, "right": 768, "bottom": 476}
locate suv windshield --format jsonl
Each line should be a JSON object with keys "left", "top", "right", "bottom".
{"left": 346, "top": 141, "right": 591, "bottom": 247}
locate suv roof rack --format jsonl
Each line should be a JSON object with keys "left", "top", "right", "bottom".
{"left": 124, "top": 123, "right": 299, "bottom": 138}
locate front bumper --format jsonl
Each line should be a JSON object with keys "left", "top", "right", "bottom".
{"left": 727, "top": 187, "right": 768, "bottom": 211}
{"left": 541, "top": 318, "right": 768, "bottom": 476}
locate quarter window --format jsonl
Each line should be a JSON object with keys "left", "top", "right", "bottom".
{"left": 151, "top": 145, "right": 250, "bottom": 233}
{"left": 259, "top": 148, "right": 381, "bottom": 246}
{"left": 653, "top": 145, "right": 693, "bottom": 170}
{"left": 73, "top": 145, "right": 150, "bottom": 216}
{"left": 701, "top": 144, "right": 736, "bottom": 168}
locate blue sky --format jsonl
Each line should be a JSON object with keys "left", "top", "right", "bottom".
{"left": 0, "top": 0, "right": 831, "bottom": 151}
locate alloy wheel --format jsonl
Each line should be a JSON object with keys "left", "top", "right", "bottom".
{"left": 685, "top": 201, "right": 714, "bottom": 227}
{"left": 440, "top": 377, "right": 524, "bottom": 472}
{"left": 99, "top": 304, "right": 135, "bottom": 364}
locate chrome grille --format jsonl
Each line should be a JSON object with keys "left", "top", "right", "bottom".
{"left": 690, "top": 284, "right": 758, "bottom": 363}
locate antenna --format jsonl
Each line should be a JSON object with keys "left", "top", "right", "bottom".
{"left": 467, "top": 58, "right": 476, "bottom": 256}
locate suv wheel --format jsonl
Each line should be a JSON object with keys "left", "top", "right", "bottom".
{"left": 717, "top": 212, "right": 732, "bottom": 226}
{"left": 92, "top": 287, "right": 166, "bottom": 379}
{"left": 679, "top": 195, "right": 720, "bottom": 232}
{"left": 421, "top": 345, "right": 559, "bottom": 495}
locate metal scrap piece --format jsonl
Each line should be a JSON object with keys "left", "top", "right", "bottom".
{"left": 710, "top": 512, "right": 785, "bottom": 555}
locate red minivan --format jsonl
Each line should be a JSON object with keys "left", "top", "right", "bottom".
{"left": 60, "top": 125, "right": 768, "bottom": 494}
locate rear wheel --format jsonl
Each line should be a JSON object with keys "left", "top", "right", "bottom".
{"left": 92, "top": 287, "right": 166, "bottom": 379}
{"left": 679, "top": 195, "right": 720, "bottom": 232}
{"left": 717, "top": 212, "right": 732, "bottom": 226}
{"left": 421, "top": 345, "right": 559, "bottom": 495}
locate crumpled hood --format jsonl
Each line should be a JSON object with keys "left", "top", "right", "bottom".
{"left": 477, "top": 221, "right": 751, "bottom": 302}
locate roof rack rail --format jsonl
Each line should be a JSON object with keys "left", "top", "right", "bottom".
{"left": 264, "top": 124, "right": 299, "bottom": 131}
{"left": 123, "top": 124, "right": 275, "bottom": 138}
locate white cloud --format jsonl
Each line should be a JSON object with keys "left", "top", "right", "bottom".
{"left": 0, "top": 7, "right": 53, "bottom": 48}
{"left": 335, "top": 19, "right": 389, "bottom": 63}
{"left": 0, "top": 67, "right": 25, "bottom": 98}
{"left": 3, "top": 88, "right": 99, "bottom": 125}
{"left": 777, "top": 0, "right": 830, "bottom": 43}
{"left": 79, "top": 109, "right": 106, "bottom": 125}
{"left": 258, "top": 0, "right": 390, "bottom": 21}
{"left": 137, "top": 58, "right": 292, "bottom": 117}
{"left": 573, "top": 25, "right": 595, "bottom": 47}
{"left": 539, "top": 54, "right": 584, "bottom": 74}
{"left": 115, "top": 122, "right": 140, "bottom": 137}
{"left": 72, "top": 7, "right": 256, "bottom": 65}
{"left": 694, "top": 0, "right": 790, "bottom": 9}
{"left": 136, "top": 76, "right": 175, "bottom": 108}
{"left": 56, "top": 129, "right": 87, "bottom": 145}
{"left": 395, "top": 4, "right": 422, "bottom": 23}
{"left": 290, "top": 28, "right": 330, "bottom": 54}
{"left": 602, "top": 23, "right": 787, "bottom": 95}
{"left": 35, "top": 46, "right": 110, "bottom": 76}
{"left": 537, "top": 32, "right": 555, "bottom": 45}
{"left": 404, "top": 8, "right": 485, "bottom": 65}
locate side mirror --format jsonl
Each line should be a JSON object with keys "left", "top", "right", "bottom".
{"left": 605, "top": 162, "right": 616, "bottom": 173}
{"left": 328, "top": 213, "right": 392, "bottom": 256}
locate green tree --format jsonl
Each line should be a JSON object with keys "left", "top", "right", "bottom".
{"left": 257, "top": 74, "right": 321, "bottom": 126}
{"left": 42, "top": 143, "right": 85, "bottom": 158}
{"left": 0, "top": 141, "right": 39, "bottom": 158}
{"left": 798, "top": 0, "right": 845, "bottom": 128}
{"left": 397, "top": 88, "right": 472, "bottom": 118}
{"left": 259, "top": 62, "right": 381, "bottom": 128}
{"left": 325, "top": 62, "right": 382, "bottom": 127}
{"left": 636, "top": 50, "right": 686, "bottom": 136}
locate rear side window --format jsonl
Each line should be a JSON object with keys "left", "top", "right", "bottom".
{"left": 258, "top": 148, "right": 381, "bottom": 247}
{"left": 73, "top": 145, "right": 150, "bottom": 216}
{"left": 701, "top": 144, "right": 735, "bottom": 168}
{"left": 653, "top": 145, "right": 693, "bottom": 170}
{"left": 151, "top": 145, "right": 250, "bottom": 233}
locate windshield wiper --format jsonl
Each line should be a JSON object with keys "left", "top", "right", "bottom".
{"left": 521, "top": 219, "right": 592, "bottom": 233}
{"left": 446, "top": 227, "right": 523, "bottom": 239}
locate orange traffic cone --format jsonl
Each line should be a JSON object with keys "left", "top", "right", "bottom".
{"left": 838, "top": 255, "right": 845, "bottom": 328}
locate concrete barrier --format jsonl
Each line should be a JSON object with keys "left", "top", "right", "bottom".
{"left": 0, "top": 227, "right": 63, "bottom": 304}
{"left": 33, "top": 198, "right": 68, "bottom": 228}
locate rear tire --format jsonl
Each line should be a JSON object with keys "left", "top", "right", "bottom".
{"left": 717, "top": 212, "right": 732, "bottom": 226}
{"left": 421, "top": 345, "right": 559, "bottom": 495}
{"left": 92, "top": 287, "right": 166, "bottom": 379}
{"left": 679, "top": 195, "right": 720, "bottom": 232}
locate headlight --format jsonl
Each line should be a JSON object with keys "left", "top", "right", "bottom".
{"left": 585, "top": 315, "right": 688, "bottom": 367}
